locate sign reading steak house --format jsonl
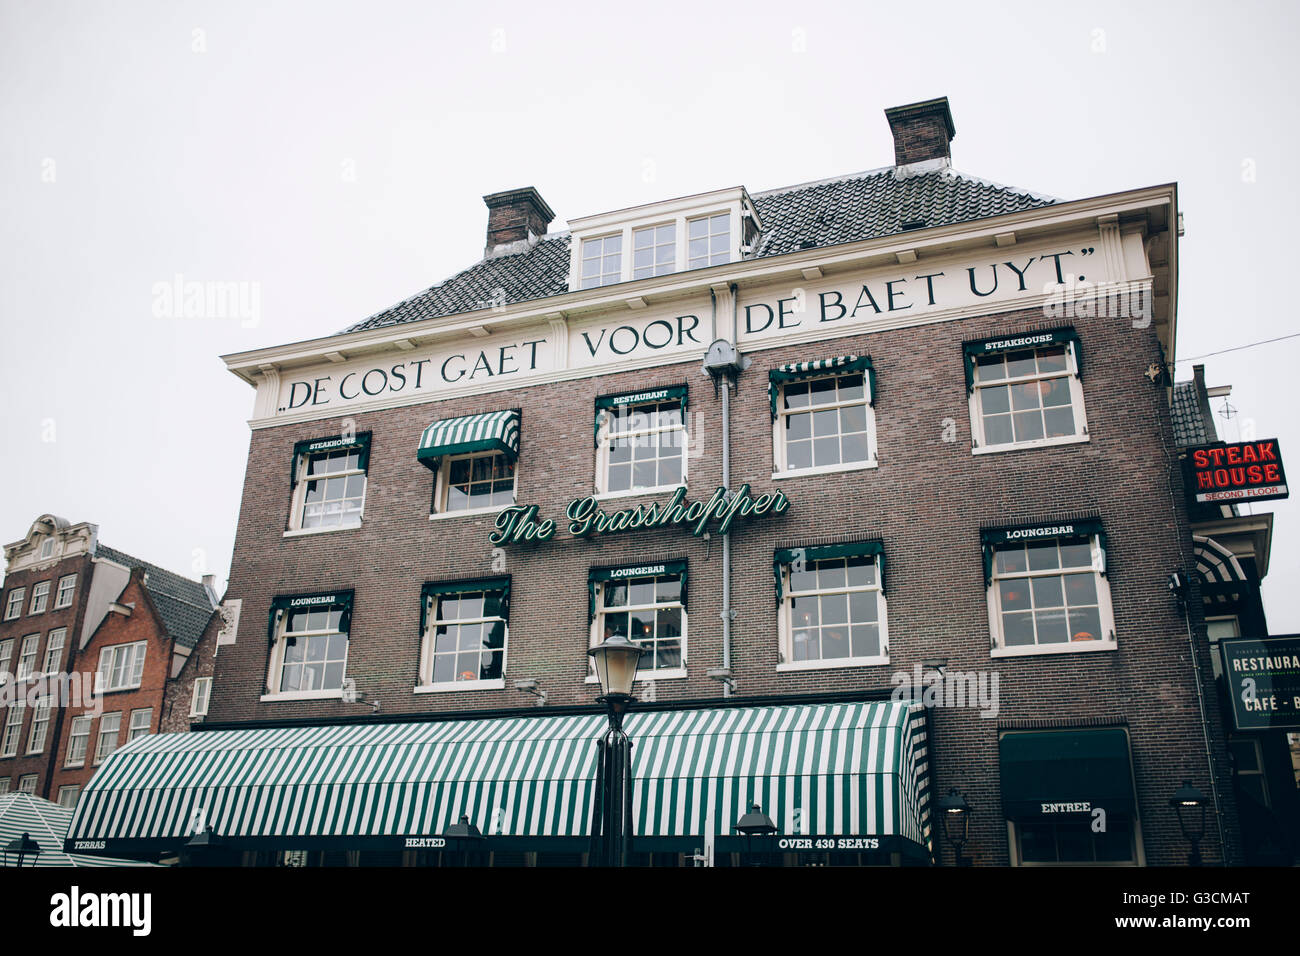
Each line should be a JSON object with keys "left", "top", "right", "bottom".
{"left": 1188, "top": 439, "right": 1288, "bottom": 504}
{"left": 489, "top": 484, "right": 790, "bottom": 545}
{"left": 270, "top": 240, "right": 1118, "bottom": 419}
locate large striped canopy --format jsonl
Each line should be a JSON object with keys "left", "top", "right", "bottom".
{"left": 67, "top": 701, "right": 930, "bottom": 858}
{"left": 1194, "top": 534, "right": 1249, "bottom": 604}
{"left": 417, "top": 409, "right": 520, "bottom": 467}
{"left": 0, "top": 793, "right": 153, "bottom": 867}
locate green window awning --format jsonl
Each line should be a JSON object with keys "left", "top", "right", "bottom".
{"left": 66, "top": 700, "right": 931, "bottom": 860}
{"left": 587, "top": 559, "right": 687, "bottom": 621}
{"left": 267, "top": 590, "right": 354, "bottom": 645}
{"left": 963, "top": 328, "right": 1081, "bottom": 394}
{"left": 417, "top": 409, "right": 521, "bottom": 469}
{"left": 768, "top": 355, "right": 876, "bottom": 420}
{"left": 593, "top": 385, "right": 688, "bottom": 446}
{"left": 999, "top": 728, "right": 1135, "bottom": 819}
{"left": 980, "top": 519, "right": 1106, "bottom": 586}
{"left": 291, "top": 432, "right": 371, "bottom": 485}
{"left": 773, "top": 541, "right": 886, "bottom": 601}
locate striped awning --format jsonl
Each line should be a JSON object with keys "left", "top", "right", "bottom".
{"left": 1194, "top": 534, "right": 1249, "bottom": 603}
{"left": 66, "top": 700, "right": 930, "bottom": 858}
{"left": 417, "top": 409, "right": 520, "bottom": 468}
{"left": 0, "top": 794, "right": 154, "bottom": 867}
{"left": 768, "top": 355, "right": 876, "bottom": 419}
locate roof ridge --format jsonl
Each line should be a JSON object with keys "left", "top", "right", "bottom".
{"left": 943, "top": 166, "right": 1062, "bottom": 204}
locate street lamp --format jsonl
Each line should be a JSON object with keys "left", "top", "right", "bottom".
{"left": 1169, "top": 780, "right": 1207, "bottom": 866}
{"left": 937, "top": 788, "right": 972, "bottom": 866}
{"left": 444, "top": 814, "right": 485, "bottom": 867}
{"left": 2, "top": 832, "right": 42, "bottom": 867}
{"left": 181, "top": 826, "right": 219, "bottom": 867}
{"left": 588, "top": 634, "right": 645, "bottom": 867}
{"left": 735, "top": 803, "right": 777, "bottom": 866}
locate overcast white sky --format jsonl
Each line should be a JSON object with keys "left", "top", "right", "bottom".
{"left": 1, "top": 0, "right": 1296, "bottom": 629}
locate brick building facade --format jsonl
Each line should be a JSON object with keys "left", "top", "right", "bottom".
{"left": 66, "top": 96, "right": 1268, "bottom": 867}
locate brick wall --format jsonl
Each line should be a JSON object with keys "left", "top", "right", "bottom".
{"left": 209, "top": 302, "right": 1237, "bottom": 864}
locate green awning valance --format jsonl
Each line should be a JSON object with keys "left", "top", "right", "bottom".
{"left": 773, "top": 541, "right": 886, "bottom": 601}
{"left": 267, "top": 590, "right": 354, "bottom": 644}
{"left": 769, "top": 355, "right": 876, "bottom": 420}
{"left": 67, "top": 700, "right": 931, "bottom": 858}
{"left": 980, "top": 519, "right": 1106, "bottom": 586}
{"left": 420, "top": 577, "right": 512, "bottom": 635}
{"left": 593, "top": 385, "right": 688, "bottom": 445}
{"left": 418, "top": 409, "right": 521, "bottom": 469}
{"left": 291, "top": 432, "right": 371, "bottom": 485}
{"left": 999, "top": 728, "right": 1135, "bottom": 819}
{"left": 963, "top": 328, "right": 1081, "bottom": 394}
{"left": 587, "top": 559, "right": 687, "bottom": 621}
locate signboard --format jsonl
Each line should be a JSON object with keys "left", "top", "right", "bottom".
{"left": 1220, "top": 635, "right": 1300, "bottom": 730}
{"left": 1189, "top": 440, "right": 1288, "bottom": 504}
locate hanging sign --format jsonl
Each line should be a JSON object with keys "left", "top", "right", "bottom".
{"left": 1189, "top": 440, "right": 1288, "bottom": 503}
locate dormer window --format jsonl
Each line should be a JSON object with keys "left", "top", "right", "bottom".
{"left": 568, "top": 186, "right": 760, "bottom": 292}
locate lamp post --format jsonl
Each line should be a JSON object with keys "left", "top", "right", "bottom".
{"left": 587, "top": 634, "right": 645, "bottom": 867}
{"left": 937, "top": 788, "right": 972, "bottom": 866}
{"left": 2, "top": 832, "right": 42, "bottom": 867}
{"left": 1170, "top": 780, "right": 1207, "bottom": 866}
{"left": 735, "top": 803, "right": 777, "bottom": 866}
{"left": 444, "top": 814, "right": 485, "bottom": 867}
{"left": 182, "top": 826, "right": 219, "bottom": 867}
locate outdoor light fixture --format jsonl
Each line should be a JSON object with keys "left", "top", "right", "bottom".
{"left": 937, "top": 788, "right": 972, "bottom": 866}
{"left": 735, "top": 803, "right": 777, "bottom": 867}
{"left": 444, "top": 814, "right": 485, "bottom": 867}
{"left": 1169, "top": 780, "right": 1207, "bottom": 866}
{"left": 513, "top": 678, "right": 548, "bottom": 707}
{"left": 2, "top": 832, "right": 41, "bottom": 867}
{"left": 181, "top": 825, "right": 219, "bottom": 867}
{"left": 587, "top": 634, "right": 646, "bottom": 867}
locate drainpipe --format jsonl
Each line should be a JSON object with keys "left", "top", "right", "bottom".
{"left": 718, "top": 283, "right": 741, "bottom": 697}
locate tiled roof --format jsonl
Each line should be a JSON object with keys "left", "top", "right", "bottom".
{"left": 95, "top": 545, "right": 216, "bottom": 649}
{"left": 340, "top": 165, "right": 1057, "bottom": 335}
{"left": 1171, "top": 381, "right": 1215, "bottom": 447}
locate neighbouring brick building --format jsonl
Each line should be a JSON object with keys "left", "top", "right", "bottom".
{"left": 0, "top": 516, "right": 221, "bottom": 808}
{"left": 67, "top": 96, "right": 1283, "bottom": 867}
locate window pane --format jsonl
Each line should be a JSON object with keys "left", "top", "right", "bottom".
{"left": 1063, "top": 572, "right": 1098, "bottom": 605}
{"left": 817, "top": 562, "right": 846, "bottom": 590}
{"left": 1001, "top": 612, "right": 1036, "bottom": 646}
{"left": 999, "top": 580, "right": 1031, "bottom": 612}
{"left": 1026, "top": 541, "right": 1060, "bottom": 572}
{"left": 982, "top": 385, "right": 1010, "bottom": 414}
{"left": 1035, "top": 607, "right": 1069, "bottom": 644}
{"left": 822, "top": 627, "right": 850, "bottom": 659}
{"left": 841, "top": 432, "right": 870, "bottom": 463}
{"left": 845, "top": 557, "right": 876, "bottom": 589}
{"left": 1005, "top": 350, "right": 1037, "bottom": 378}
{"left": 786, "top": 441, "right": 812, "bottom": 471}
{"left": 1037, "top": 346, "right": 1068, "bottom": 373}
{"left": 1058, "top": 540, "right": 1093, "bottom": 569}
{"left": 850, "top": 624, "right": 880, "bottom": 658}
{"left": 1031, "top": 576, "right": 1064, "bottom": 608}
{"left": 984, "top": 414, "right": 1014, "bottom": 446}
{"left": 820, "top": 593, "right": 848, "bottom": 626}
{"left": 995, "top": 545, "right": 1027, "bottom": 574}
{"left": 1068, "top": 606, "right": 1103, "bottom": 642}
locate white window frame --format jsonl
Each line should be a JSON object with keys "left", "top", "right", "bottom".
{"left": 775, "top": 553, "right": 889, "bottom": 671}
{"left": 430, "top": 450, "right": 518, "bottom": 519}
{"left": 41, "top": 628, "right": 66, "bottom": 676}
{"left": 54, "top": 574, "right": 77, "bottom": 609}
{"left": 416, "top": 586, "right": 509, "bottom": 693}
{"left": 286, "top": 444, "right": 367, "bottom": 535}
{"left": 1, "top": 705, "right": 25, "bottom": 757}
{"left": 97, "top": 641, "right": 148, "bottom": 692}
{"left": 16, "top": 635, "right": 40, "bottom": 681}
{"left": 39, "top": 539, "right": 57, "bottom": 560}
{"left": 969, "top": 341, "right": 1089, "bottom": 454}
{"left": 94, "top": 712, "right": 121, "bottom": 765}
{"left": 595, "top": 398, "right": 689, "bottom": 498}
{"left": 3, "top": 588, "right": 24, "bottom": 621}
{"left": 28, "top": 581, "right": 50, "bottom": 615}
{"left": 686, "top": 212, "right": 731, "bottom": 270}
{"left": 772, "top": 372, "right": 878, "bottom": 479}
{"left": 264, "top": 604, "right": 350, "bottom": 701}
{"left": 579, "top": 233, "right": 623, "bottom": 289}
{"left": 190, "top": 677, "right": 212, "bottom": 717}
{"left": 589, "top": 572, "right": 688, "bottom": 681}
{"left": 127, "top": 707, "right": 152, "bottom": 742}
{"left": 987, "top": 532, "right": 1117, "bottom": 658}
{"left": 0, "top": 639, "right": 13, "bottom": 682}
{"left": 0, "top": 779, "right": 9, "bottom": 795}
{"left": 632, "top": 221, "right": 676, "bottom": 280}
{"left": 1205, "top": 615, "right": 1240, "bottom": 680}
{"left": 65, "top": 715, "right": 93, "bottom": 767}
{"left": 16, "top": 774, "right": 37, "bottom": 795}
{"left": 25, "top": 697, "right": 51, "bottom": 755}
{"left": 57, "top": 785, "right": 80, "bottom": 809}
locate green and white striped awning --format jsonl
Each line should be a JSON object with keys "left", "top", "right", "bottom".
{"left": 0, "top": 794, "right": 154, "bottom": 867}
{"left": 417, "top": 409, "right": 520, "bottom": 468}
{"left": 769, "top": 355, "right": 876, "bottom": 419}
{"left": 66, "top": 701, "right": 930, "bottom": 858}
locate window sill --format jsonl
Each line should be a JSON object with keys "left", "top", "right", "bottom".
{"left": 991, "top": 639, "right": 1116, "bottom": 658}
{"left": 259, "top": 689, "right": 345, "bottom": 702}
{"left": 776, "top": 657, "right": 890, "bottom": 672}
{"left": 414, "top": 679, "right": 507, "bottom": 693}
{"left": 594, "top": 484, "right": 687, "bottom": 502}
{"left": 283, "top": 522, "right": 363, "bottom": 539}
{"left": 430, "top": 505, "right": 512, "bottom": 521}
{"left": 63, "top": 762, "right": 85, "bottom": 770}
{"left": 772, "top": 461, "right": 878, "bottom": 481}
{"left": 973, "top": 434, "right": 1090, "bottom": 456}
{"left": 584, "top": 668, "right": 688, "bottom": 683}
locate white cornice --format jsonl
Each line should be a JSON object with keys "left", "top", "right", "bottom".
{"left": 222, "top": 183, "right": 1177, "bottom": 385}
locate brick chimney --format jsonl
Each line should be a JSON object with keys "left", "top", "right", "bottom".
{"left": 885, "top": 97, "right": 956, "bottom": 167}
{"left": 483, "top": 187, "right": 555, "bottom": 257}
